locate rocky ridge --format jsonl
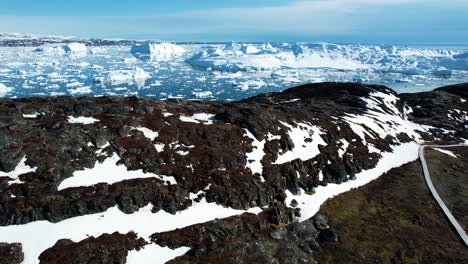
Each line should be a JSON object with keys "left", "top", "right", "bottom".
{"left": 0, "top": 82, "right": 466, "bottom": 263}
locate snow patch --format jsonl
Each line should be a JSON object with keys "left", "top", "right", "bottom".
{"left": 67, "top": 116, "right": 100, "bottom": 125}
{"left": 0, "top": 156, "right": 37, "bottom": 185}
{"left": 0, "top": 198, "right": 262, "bottom": 264}
{"left": 127, "top": 244, "right": 190, "bottom": 264}
{"left": 58, "top": 154, "right": 176, "bottom": 191}
{"left": 244, "top": 129, "right": 266, "bottom": 179}
{"left": 432, "top": 148, "right": 458, "bottom": 158}
{"left": 274, "top": 121, "right": 327, "bottom": 164}
{"left": 286, "top": 142, "right": 420, "bottom": 222}
{"left": 134, "top": 127, "right": 159, "bottom": 141}
{"left": 179, "top": 113, "right": 215, "bottom": 125}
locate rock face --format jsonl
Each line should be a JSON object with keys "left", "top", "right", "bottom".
{"left": 400, "top": 83, "right": 468, "bottom": 139}
{"left": 151, "top": 212, "right": 334, "bottom": 264}
{"left": 0, "top": 82, "right": 466, "bottom": 263}
{"left": 0, "top": 243, "right": 24, "bottom": 264}
{"left": 38, "top": 232, "right": 145, "bottom": 264}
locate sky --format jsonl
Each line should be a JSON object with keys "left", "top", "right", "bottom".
{"left": 0, "top": 0, "right": 467, "bottom": 44}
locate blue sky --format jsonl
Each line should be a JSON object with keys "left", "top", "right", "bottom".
{"left": 1, "top": 0, "right": 467, "bottom": 43}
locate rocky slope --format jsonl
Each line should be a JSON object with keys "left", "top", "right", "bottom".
{"left": 0, "top": 82, "right": 466, "bottom": 263}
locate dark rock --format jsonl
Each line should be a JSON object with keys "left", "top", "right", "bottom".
{"left": 318, "top": 228, "right": 339, "bottom": 243}
{"left": 312, "top": 214, "right": 328, "bottom": 230}
{"left": 38, "top": 232, "right": 146, "bottom": 264}
{"left": 0, "top": 243, "right": 24, "bottom": 264}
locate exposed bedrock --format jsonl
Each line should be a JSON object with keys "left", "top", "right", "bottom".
{"left": 0, "top": 83, "right": 466, "bottom": 226}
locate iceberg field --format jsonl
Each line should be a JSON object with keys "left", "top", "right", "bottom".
{"left": 0, "top": 40, "right": 467, "bottom": 100}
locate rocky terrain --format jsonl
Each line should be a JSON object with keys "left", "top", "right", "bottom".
{"left": 0, "top": 33, "right": 140, "bottom": 47}
{"left": 0, "top": 82, "right": 467, "bottom": 263}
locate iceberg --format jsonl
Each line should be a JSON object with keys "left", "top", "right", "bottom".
{"left": 0, "top": 83, "right": 12, "bottom": 97}
{"left": 131, "top": 42, "right": 186, "bottom": 61}
{"left": 186, "top": 42, "right": 468, "bottom": 76}
{"left": 104, "top": 67, "right": 151, "bottom": 88}
{"left": 34, "top": 42, "right": 88, "bottom": 56}
{"left": 186, "top": 42, "right": 370, "bottom": 72}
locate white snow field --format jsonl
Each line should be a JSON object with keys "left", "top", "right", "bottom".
{"left": 0, "top": 199, "right": 262, "bottom": 264}
{"left": 57, "top": 154, "right": 177, "bottom": 191}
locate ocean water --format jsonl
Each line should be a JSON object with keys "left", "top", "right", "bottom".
{"left": 0, "top": 42, "right": 467, "bottom": 101}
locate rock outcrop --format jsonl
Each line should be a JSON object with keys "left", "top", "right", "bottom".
{"left": 0, "top": 82, "right": 466, "bottom": 263}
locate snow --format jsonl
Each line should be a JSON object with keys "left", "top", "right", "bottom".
{"left": 0, "top": 156, "right": 37, "bottom": 185}
{"left": 154, "top": 143, "right": 165, "bottom": 152}
{"left": 134, "top": 127, "right": 159, "bottom": 141}
{"left": 58, "top": 154, "right": 176, "bottom": 191}
{"left": 432, "top": 148, "right": 458, "bottom": 158}
{"left": 274, "top": 121, "right": 327, "bottom": 164}
{"left": 343, "top": 91, "right": 429, "bottom": 144}
{"left": 23, "top": 113, "right": 40, "bottom": 118}
{"left": 0, "top": 198, "right": 262, "bottom": 264}
{"left": 318, "top": 170, "right": 324, "bottom": 181}
{"left": 179, "top": 113, "right": 215, "bottom": 125}
{"left": 67, "top": 116, "right": 100, "bottom": 125}
{"left": 338, "top": 139, "right": 349, "bottom": 157}
{"left": 0, "top": 83, "right": 12, "bottom": 97}
{"left": 127, "top": 244, "right": 190, "bottom": 264}
{"left": 286, "top": 142, "right": 420, "bottom": 222}
{"left": 131, "top": 42, "right": 186, "bottom": 61}
{"left": 244, "top": 129, "right": 266, "bottom": 178}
